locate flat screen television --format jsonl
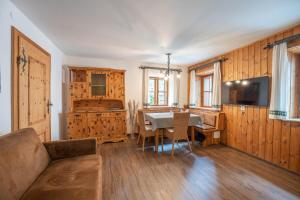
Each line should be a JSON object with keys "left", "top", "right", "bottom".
{"left": 222, "top": 76, "right": 269, "bottom": 106}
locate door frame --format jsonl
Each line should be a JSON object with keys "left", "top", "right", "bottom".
{"left": 11, "top": 27, "right": 52, "bottom": 138}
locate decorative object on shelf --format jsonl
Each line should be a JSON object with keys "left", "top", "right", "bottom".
{"left": 172, "top": 102, "right": 179, "bottom": 108}
{"left": 128, "top": 99, "right": 139, "bottom": 138}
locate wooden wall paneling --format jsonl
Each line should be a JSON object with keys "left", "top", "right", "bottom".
{"left": 238, "top": 48, "right": 243, "bottom": 80}
{"left": 294, "top": 24, "right": 300, "bottom": 34}
{"left": 265, "top": 111, "right": 274, "bottom": 162}
{"left": 254, "top": 41, "right": 261, "bottom": 77}
{"left": 280, "top": 121, "right": 291, "bottom": 169}
{"left": 187, "top": 24, "right": 300, "bottom": 175}
{"left": 267, "top": 36, "right": 275, "bottom": 76}
{"left": 252, "top": 108, "right": 260, "bottom": 156}
{"left": 233, "top": 50, "right": 239, "bottom": 80}
{"left": 248, "top": 44, "right": 255, "bottom": 78}
{"left": 229, "top": 51, "right": 234, "bottom": 81}
{"left": 236, "top": 107, "right": 243, "bottom": 150}
{"left": 289, "top": 122, "right": 300, "bottom": 173}
{"left": 241, "top": 108, "right": 248, "bottom": 152}
{"left": 272, "top": 120, "right": 282, "bottom": 165}
{"left": 258, "top": 108, "right": 267, "bottom": 159}
{"left": 223, "top": 54, "right": 228, "bottom": 82}
{"left": 232, "top": 106, "right": 238, "bottom": 148}
{"left": 260, "top": 39, "right": 268, "bottom": 76}
{"left": 284, "top": 29, "right": 294, "bottom": 40}
{"left": 222, "top": 105, "right": 229, "bottom": 144}
{"left": 275, "top": 33, "right": 284, "bottom": 45}
{"left": 246, "top": 107, "right": 254, "bottom": 154}
{"left": 228, "top": 106, "right": 233, "bottom": 146}
{"left": 242, "top": 46, "right": 249, "bottom": 79}
{"left": 223, "top": 55, "right": 228, "bottom": 82}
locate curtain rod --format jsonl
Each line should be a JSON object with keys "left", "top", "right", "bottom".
{"left": 264, "top": 33, "right": 300, "bottom": 49}
{"left": 188, "top": 57, "right": 228, "bottom": 72}
{"left": 139, "top": 66, "right": 182, "bottom": 73}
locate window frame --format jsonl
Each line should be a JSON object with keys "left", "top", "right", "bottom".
{"left": 200, "top": 74, "right": 214, "bottom": 108}
{"left": 148, "top": 77, "right": 169, "bottom": 106}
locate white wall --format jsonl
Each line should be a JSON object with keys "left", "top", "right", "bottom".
{"left": 0, "top": 0, "right": 188, "bottom": 139}
{"left": 63, "top": 56, "right": 188, "bottom": 110}
{"left": 0, "top": 0, "right": 64, "bottom": 140}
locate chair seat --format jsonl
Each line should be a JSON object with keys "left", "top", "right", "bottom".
{"left": 195, "top": 124, "right": 215, "bottom": 130}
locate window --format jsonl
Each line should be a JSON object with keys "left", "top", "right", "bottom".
{"left": 201, "top": 74, "right": 213, "bottom": 107}
{"left": 288, "top": 46, "right": 300, "bottom": 119}
{"left": 148, "top": 77, "right": 168, "bottom": 106}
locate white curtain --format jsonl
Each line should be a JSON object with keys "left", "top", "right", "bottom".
{"left": 168, "top": 71, "right": 180, "bottom": 107}
{"left": 142, "top": 69, "right": 149, "bottom": 106}
{"left": 189, "top": 70, "right": 200, "bottom": 107}
{"left": 269, "top": 42, "right": 291, "bottom": 119}
{"left": 174, "top": 72, "right": 180, "bottom": 107}
{"left": 212, "top": 62, "right": 221, "bottom": 110}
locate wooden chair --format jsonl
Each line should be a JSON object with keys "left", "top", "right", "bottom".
{"left": 136, "top": 110, "right": 158, "bottom": 151}
{"left": 163, "top": 112, "right": 191, "bottom": 156}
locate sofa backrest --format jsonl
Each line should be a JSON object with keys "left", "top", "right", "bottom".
{"left": 0, "top": 128, "right": 50, "bottom": 200}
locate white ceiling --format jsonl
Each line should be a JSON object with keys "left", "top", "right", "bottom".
{"left": 11, "top": 0, "right": 300, "bottom": 65}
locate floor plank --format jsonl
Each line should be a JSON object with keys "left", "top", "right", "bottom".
{"left": 100, "top": 138, "right": 300, "bottom": 200}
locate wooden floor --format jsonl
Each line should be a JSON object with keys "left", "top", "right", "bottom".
{"left": 100, "top": 138, "right": 300, "bottom": 200}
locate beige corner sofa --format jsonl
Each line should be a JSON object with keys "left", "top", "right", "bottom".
{"left": 0, "top": 128, "right": 102, "bottom": 200}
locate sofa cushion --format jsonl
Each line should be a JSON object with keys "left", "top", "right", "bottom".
{"left": 0, "top": 128, "right": 50, "bottom": 200}
{"left": 21, "top": 154, "right": 102, "bottom": 200}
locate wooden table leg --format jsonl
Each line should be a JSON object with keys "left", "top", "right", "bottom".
{"left": 191, "top": 126, "right": 195, "bottom": 144}
{"left": 155, "top": 129, "right": 159, "bottom": 152}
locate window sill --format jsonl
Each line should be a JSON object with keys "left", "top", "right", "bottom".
{"left": 144, "top": 105, "right": 170, "bottom": 108}
{"left": 190, "top": 107, "right": 218, "bottom": 111}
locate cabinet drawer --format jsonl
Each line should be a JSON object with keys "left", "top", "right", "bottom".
{"left": 87, "top": 112, "right": 126, "bottom": 118}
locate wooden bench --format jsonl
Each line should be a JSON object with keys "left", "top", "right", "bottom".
{"left": 190, "top": 110, "right": 225, "bottom": 147}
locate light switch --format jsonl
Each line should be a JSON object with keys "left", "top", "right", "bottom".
{"left": 240, "top": 105, "right": 245, "bottom": 112}
{"left": 213, "top": 131, "right": 220, "bottom": 138}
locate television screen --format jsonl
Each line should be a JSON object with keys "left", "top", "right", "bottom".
{"left": 222, "top": 76, "right": 269, "bottom": 106}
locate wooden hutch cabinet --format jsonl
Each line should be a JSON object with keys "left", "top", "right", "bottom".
{"left": 66, "top": 67, "right": 127, "bottom": 144}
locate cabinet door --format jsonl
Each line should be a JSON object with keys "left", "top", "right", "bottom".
{"left": 87, "top": 113, "right": 110, "bottom": 140}
{"left": 67, "top": 113, "right": 87, "bottom": 139}
{"left": 69, "top": 82, "right": 89, "bottom": 100}
{"left": 109, "top": 72, "right": 124, "bottom": 100}
{"left": 110, "top": 112, "right": 126, "bottom": 137}
{"left": 89, "top": 71, "right": 110, "bottom": 98}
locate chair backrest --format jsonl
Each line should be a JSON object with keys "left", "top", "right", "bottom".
{"left": 138, "top": 110, "right": 146, "bottom": 132}
{"left": 173, "top": 112, "right": 190, "bottom": 140}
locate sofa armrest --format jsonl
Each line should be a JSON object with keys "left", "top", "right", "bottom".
{"left": 43, "top": 138, "right": 97, "bottom": 161}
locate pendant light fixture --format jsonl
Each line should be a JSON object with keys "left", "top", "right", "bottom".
{"left": 164, "top": 53, "right": 171, "bottom": 80}
{"left": 163, "top": 53, "right": 180, "bottom": 79}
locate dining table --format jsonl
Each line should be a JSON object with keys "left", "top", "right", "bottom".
{"left": 144, "top": 112, "right": 202, "bottom": 152}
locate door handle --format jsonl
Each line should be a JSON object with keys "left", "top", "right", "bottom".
{"left": 47, "top": 100, "right": 53, "bottom": 114}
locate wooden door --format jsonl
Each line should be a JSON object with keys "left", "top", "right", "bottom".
{"left": 12, "top": 27, "right": 51, "bottom": 142}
